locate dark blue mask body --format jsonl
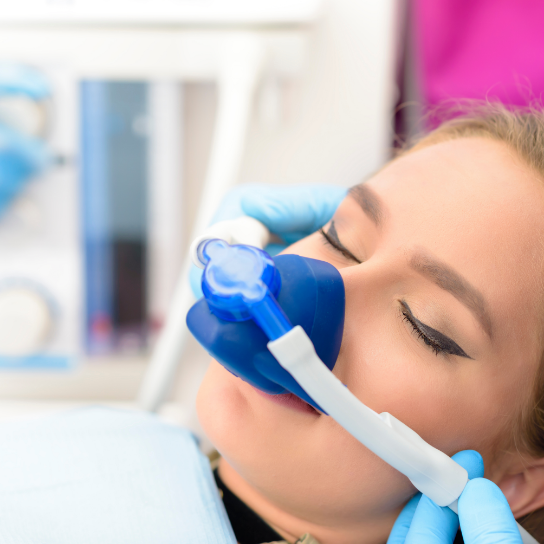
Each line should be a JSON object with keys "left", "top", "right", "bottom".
{"left": 186, "top": 254, "right": 345, "bottom": 410}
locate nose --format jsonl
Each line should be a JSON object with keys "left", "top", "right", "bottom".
{"left": 333, "top": 253, "right": 404, "bottom": 376}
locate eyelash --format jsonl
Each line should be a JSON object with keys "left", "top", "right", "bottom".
{"left": 401, "top": 310, "right": 446, "bottom": 357}
{"left": 319, "top": 227, "right": 361, "bottom": 263}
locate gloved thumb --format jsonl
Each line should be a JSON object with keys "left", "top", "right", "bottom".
{"left": 459, "top": 478, "right": 522, "bottom": 544}
{"left": 402, "top": 450, "right": 484, "bottom": 544}
{"left": 453, "top": 449, "right": 485, "bottom": 480}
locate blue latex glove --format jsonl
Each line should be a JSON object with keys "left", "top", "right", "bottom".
{"left": 0, "top": 63, "right": 52, "bottom": 215}
{"left": 190, "top": 184, "right": 347, "bottom": 298}
{"left": 388, "top": 450, "right": 523, "bottom": 544}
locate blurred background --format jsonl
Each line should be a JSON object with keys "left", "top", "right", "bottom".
{"left": 0, "top": 0, "right": 541, "bottom": 437}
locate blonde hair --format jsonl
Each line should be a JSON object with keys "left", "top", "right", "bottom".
{"left": 403, "top": 103, "right": 544, "bottom": 540}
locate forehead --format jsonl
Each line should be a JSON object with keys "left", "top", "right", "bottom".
{"left": 362, "top": 137, "right": 544, "bottom": 348}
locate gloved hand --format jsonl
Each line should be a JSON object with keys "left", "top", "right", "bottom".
{"left": 190, "top": 184, "right": 347, "bottom": 298}
{"left": 388, "top": 450, "right": 523, "bottom": 544}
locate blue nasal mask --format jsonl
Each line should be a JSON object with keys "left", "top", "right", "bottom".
{"left": 187, "top": 239, "right": 344, "bottom": 411}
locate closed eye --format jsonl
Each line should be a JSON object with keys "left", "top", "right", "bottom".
{"left": 400, "top": 300, "right": 473, "bottom": 359}
{"left": 319, "top": 221, "right": 362, "bottom": 264}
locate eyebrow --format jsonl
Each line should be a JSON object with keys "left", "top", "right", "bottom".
{"left": 348, "top": 184, "right": 385, "bottom": 227}
{"left": 409, "top": 251, "right": 493, "bottom": 339}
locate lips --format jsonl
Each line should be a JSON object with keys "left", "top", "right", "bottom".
{"left": 254, "top": 388, "right": 320, "bottom": 415}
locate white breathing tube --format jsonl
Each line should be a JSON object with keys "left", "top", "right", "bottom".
{"left": 269, "top": 328, "right": 467, "bottom": 506}
{"left": 193, "top": 216, "right": 538, "bottom": 544}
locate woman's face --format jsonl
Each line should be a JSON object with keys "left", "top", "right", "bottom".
{"left": 197, "top": 138, "right": 544, "bottom": 541}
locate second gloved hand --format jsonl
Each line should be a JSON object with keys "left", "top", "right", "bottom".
{"left": 388, "top": 450, "right": 523, "bottom": 544}
{"left": 190, "top": 184, "right": 347, "bottom": 298}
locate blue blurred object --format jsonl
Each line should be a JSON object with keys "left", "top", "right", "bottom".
{"left": 0, "top": 63, "right": 53, "bottom": 215}
{"left": 187, "top": 249, "right": 345, "bottom": 410}
{"left": 189, "top": 184, "right": 347, "bottom": 298}
{"left": 388, "top": 450, "right": 523, "bottom": 544}
{"left": 80, "top": 81, "right": 150, "bottom": 354}
{"left": 0, "top": 63, "right": 51, "bottom": 100}
{"left": 0, "top": 125, "right": 51, "bottom": 214}
{"left": 0, "top": 407, "right": 236, "bottom": 544}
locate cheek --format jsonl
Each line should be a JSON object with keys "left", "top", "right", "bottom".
{"left": 336, "top": 271, "right": 520, "bottom": 462}
{"left": 196, "top": 361, "right": 252, "bottom": 454}
{"left": 337, "top": 328, "right": 504, "bottom": 461}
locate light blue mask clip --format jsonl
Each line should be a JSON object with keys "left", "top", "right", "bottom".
{"left": 199, "top": 239, "right": 291, "bottom": 340}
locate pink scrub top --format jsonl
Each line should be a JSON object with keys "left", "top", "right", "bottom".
{"left": 413, "top": 0, "right": 544, "bottom": 108}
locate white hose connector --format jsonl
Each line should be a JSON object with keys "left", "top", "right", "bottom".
{"left": 190, "top": 216, "right": 270, "bottom": 268}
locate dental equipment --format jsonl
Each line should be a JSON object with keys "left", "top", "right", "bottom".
{"left": 187, "top": 217, "right": 538, "bottom": 544}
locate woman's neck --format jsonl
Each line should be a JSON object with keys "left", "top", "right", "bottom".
{"left": 217, "top": 458, "right": 401, "bottom": 544}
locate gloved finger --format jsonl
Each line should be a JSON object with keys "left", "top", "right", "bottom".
{"left": 241, "top": 185, "right": 347, "bottom": 235}
{"left": 459, "top": 479, "right": 522, "bottom": 544}
{"left": 452, "top": 450, "right": 485, "bottom": 480}
{"left": 405, "top": 494, "right": 459, "bottom": 544}
{"left": 209, "top": 183, "right": 336, "bottom": 226}
{"left": 387, "top": 452, "right": 482, "bottom": 544}
{"left": 387, "top": 494, "right": 421, "bottom": 544}
{"left": 404, "top": 451, "right": 484, "bottom": 544}
{"left": 209, "top": 184, "right": 263, "bottom": 224}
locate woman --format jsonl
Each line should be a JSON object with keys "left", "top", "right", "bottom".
{"left": 196, "top": 105, "right": 544, "bottom": 544}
